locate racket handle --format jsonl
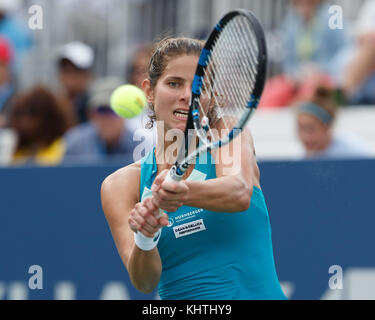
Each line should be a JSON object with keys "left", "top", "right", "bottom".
{"left": 165, "top": 165, "right": 183, "bottom": 183}
{"left": 156, "top": 208, "right": 164, "bottom": 219}
{"left": 154, "top": 167, "right": 182, "bottom": 219}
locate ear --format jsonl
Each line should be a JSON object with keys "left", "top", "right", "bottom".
{"left": 142, "top": 79, "right": 154, "bottom": 104}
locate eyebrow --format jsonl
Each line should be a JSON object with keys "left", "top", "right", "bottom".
{"left": 164, "top": 76, "right": 185, "bottom": 81}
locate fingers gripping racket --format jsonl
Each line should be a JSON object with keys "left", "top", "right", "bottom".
{"left": 164, "top": 9, "right": 268, "bottom": 185}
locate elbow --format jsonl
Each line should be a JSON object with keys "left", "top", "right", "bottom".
{"left": 235, "top": 178, "right": 253, "bottom": 212}
{"left": 127, "top": 257, "right": 160, "bottom": 295}
{"left": 134, "top": 283, "right": 156, "bottom": 295}
{"left": 237, "top": 191, "right": 252, "bottom": 212}
{"left": 130, "top": 275, "right": 158, "bottom": 294}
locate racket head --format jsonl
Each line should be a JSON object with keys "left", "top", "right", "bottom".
{"left": 190, "top": 9, "right": 268, "bottom": 147}
{"left": 172, "top": 9, "right": 268, "bottom": 179}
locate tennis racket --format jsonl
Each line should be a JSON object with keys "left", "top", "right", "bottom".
{"left": 163, "top": 9, "right": 267, "bottom": 185}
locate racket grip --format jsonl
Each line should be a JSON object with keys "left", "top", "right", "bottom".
{"left": 165, "top": 166, "right": 183, "bottom": 183}
{"left": 153, "top": 167, "right": 182, "bottom": 219}
{"left": 156, "top": 208, "right": 165, "bottom": 219}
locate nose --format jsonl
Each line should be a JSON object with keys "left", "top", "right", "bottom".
{"left": 179, "top": 84, "right": 191, "bottom": 104}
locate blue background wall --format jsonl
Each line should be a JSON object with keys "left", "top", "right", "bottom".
{"left": 0, "top": 159, "right": 374, "bottom": 299}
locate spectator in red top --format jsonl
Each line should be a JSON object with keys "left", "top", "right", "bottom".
{"left": 0, "top": 36, "right": 16, "bottom": 127}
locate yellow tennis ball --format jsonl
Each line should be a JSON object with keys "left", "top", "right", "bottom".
{"left": 110, "top": 84, "right": 147, "bottom": 118}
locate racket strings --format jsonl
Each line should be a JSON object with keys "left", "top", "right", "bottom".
{"left": 197, "top": 15, "right": 259, "bottom": 142}
{"left": 219, "top": 17, "right": 259, "bottom": 105}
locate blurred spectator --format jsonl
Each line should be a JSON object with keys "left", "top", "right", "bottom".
{"left": 56, "top": 41, "right": 94, "bottom": 129}
{"left": 334, "top": 0, "right": 375, "bottom": 105}
{"left": 125, "top": 44, "right": 156, "bottom": 150}
{"left": 0, "top": 0, "right": 32, "bottom": 74}
{"left": 0, "top": 126, "right": 16, "bottom": 165}
{"left": 125, "top": 44, "right": 153, "bottom": 88}
{"left": 260, "top": 0, "right": 348, "bottom": 108}
{"left": 8, "top": 86, "right": 67, "bottom": 166}
{"left": 63, "top": 77, "right": 139, "bottom": 163}
{"left": 296, "top": 86, "right": 372, "bottom": 159}
{"left": 260, "top": 71, "right": 336, "bottom": 109}
{"left": 0, "top": 36, "right": 16, "bottom": 127}
{"left": 281, "top": 0, "right": 348, "bottom": 79}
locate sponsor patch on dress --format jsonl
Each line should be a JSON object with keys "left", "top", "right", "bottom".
{"left": 173, "top": 219, "right": 206, "bottom": 238}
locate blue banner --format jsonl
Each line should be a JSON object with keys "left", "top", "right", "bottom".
{"left": 0, "top": 159, "right": 374, "bottom": 299}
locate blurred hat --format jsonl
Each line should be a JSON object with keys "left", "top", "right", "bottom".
{"left": 355, "top": 0, "right": 375, "bottom": 35}
{"left": 57, "top": 41, "right": 94, "bottom": 70}
{"left": 0, "top": 36, "right": 12, "bottom": 65}
{"left": 0, "top": 0, "right": 21, "bottom": 13}
{"left": 88, "top": 77, "right": 123, "bottom": 110}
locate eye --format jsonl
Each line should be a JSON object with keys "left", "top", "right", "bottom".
{"left": 168, "top": 81, "right": 180, "bottom": 88}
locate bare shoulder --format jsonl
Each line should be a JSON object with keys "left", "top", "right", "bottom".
{"left": 102, "top": 161, "right": 141, "bottom": 188}
{"left": 101, "top": 161, "right": 142, "bottom": 214}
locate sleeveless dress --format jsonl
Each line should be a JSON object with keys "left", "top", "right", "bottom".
{"left": 139, "top": 148, "right": 286, "bottom": 300}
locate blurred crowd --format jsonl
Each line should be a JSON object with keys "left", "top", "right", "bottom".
{"left": 0, "top": 0, "right": 374, "bottom": 166}
{"left": 259, "top": 0, "right": 374, "bottom": 159}
{"left": 0, "top": 1, "right": 155, "bottom": 166}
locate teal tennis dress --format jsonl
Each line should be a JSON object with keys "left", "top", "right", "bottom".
{"left": 140, "top": 149, "right": 286, "bottom": 300}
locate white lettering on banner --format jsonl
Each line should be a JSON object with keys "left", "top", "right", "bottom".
{"left": 0, "top": 281, "right": 28, "bottom": 300}
{"left": 173, "top": 219, "right": 206, "bottom": 238}
{"left": 0, "top": 283, "right": 5, "bottom": 299}
{"left": 8, "top": 282, "right": 28, "bottom": 300}
{"left": 322, "top": 268, "right": 375, "bottom": 300}
{"left": 54, "top": 282, "right": 76, "bottom": 300}
{"left": 100, "top": 282, "right": 130, "bottom": 300}
{"left": 280, "top": 282, "right": 295, "bottom": 299}
{"left": 0, "top": 281, "right": 141, "bottom": 300}
{"left": 1, "top": 268, "right": 375, "bottom": 299}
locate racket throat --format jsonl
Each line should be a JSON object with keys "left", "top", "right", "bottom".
{"left": 168, "top": 164, "right": 185, "bottom": 182}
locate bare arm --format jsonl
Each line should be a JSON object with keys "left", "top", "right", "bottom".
{"left": 101, "top": 164, "right": 168, "bottom": 294}
{"left": 152, "top": 128, "right": 258, "bottom": 213}
{"left": 343, "top": 33, "right": 375, "bottom": 95}
{"left": 185, "top": 128, "right": 255, "bottom": 212}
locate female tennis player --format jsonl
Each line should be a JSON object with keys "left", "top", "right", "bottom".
{"left": 101, "top": 37, "right": 286, "bottom": 300}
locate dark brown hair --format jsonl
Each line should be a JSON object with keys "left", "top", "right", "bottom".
{"left": 309, "top": 86, "right": 338, "bottom": 121}
{"left": 9, "top": 86, "right": 67, "bottom": 149}
{"left": 146, "top": 37, "right": 204, "bottom": 128}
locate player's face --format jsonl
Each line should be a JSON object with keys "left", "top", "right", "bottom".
{"left": 151, "top": 54, "right": 199, "bottom": 132}
{"left": 297, "top": 113, "right": 331, "bottom": 153}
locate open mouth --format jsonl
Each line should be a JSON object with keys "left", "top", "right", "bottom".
{"left": 173, "top": 109, "right": 189, "bottom": 120}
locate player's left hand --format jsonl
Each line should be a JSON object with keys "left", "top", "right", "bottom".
{"left": 151, "top": 169, "right": 189, "bottom": 212}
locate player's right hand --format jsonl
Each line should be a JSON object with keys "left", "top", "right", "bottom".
{"left": 128, "top": 197, "right": 169, "bottom": 238}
